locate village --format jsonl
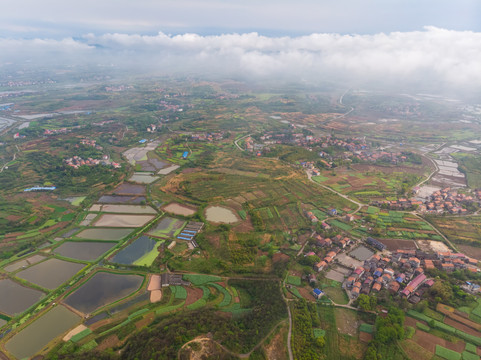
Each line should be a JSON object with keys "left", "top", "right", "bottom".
{"left": 372, "top": 187, "right": 481, "bottom": 214}
{"left": 304, "top": 229, "right": 481, "bottom": 305}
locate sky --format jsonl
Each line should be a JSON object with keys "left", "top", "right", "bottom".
{"left": 1, "top": 0, "right": 480, "bottom": 93}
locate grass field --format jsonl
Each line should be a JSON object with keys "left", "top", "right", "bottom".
{"left": 182, "top": 274, "right": 222, "bottom": 285}
{"left": 435, "top": 344, "right": 461, "bottom": 360}
{"left": 287, "top": 276, "right": 301, "bottom": 286}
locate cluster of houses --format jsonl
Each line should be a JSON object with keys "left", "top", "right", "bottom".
{"left": 312, "top": 235, "right": 354, "bottom": 272}
{"left": 353, "top": 150, "right": 409, "bottom": 164}
{"left": 191, "top": 132, "right": 225, "bottom": 141}
{"left": 344, "top": 254, "right": 433, "bottom": 304}
{"left": 372, "top": 187, "right": 478, "bottom": 214}
{"left": 146, "top": 124, "right": 158, "bottom": 132}
{"left": 64, "top": 155, "right": 120, "bottom": 169}
{"left": 158, "top": 100, "right": 184, "bottom": 112}
{"left": 344, "top": 248, "right": 480, "bottom": 303}
{"left": 419, "top": 187, "right": 475, "bottom": 214}
{"left": 79, "top": 138, "right": 103, "bottom": 150}
{"left": 44, "top": 128, "right": 70, "bottom": 135}
{"left": 105, "top": 85, "right": 132, "bottom": 92}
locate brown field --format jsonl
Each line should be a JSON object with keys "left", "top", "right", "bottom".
{"left": 96, "top": 334, "right": 122, "bottom": 351}
{"left": 135, "top": 313, "right": 155, "bottom": 330}
{"left": 405, "top": 316, "right": 428, "bottom": 328}
{"left": 185, "top": 287, "right": 204, "bottom": 306}
{"left": 339, "top": 335, "right": 366, "bottom": 359}
{"left": 444, "top": 317, "right": 481, "bottom": 336}
{"left": 335, "top": 308, "right": 359, "bottom": 337}
{"left": 378, "top": 239, "right": 417, "bottom": 251}
{"left": 298, "top": 287, "right": 315, "bottom": 301}
{"left": 412, "top": 329, "right": 465, "bottom": 353}
{"left": 457, "top": 245, "right": 481, "bottom": 261}
{"left": 359, "top": 331, "right": 372, "bottom": 343}
{"left": 263, "top": 322, "right": 288, "bottom": 360}
{"left": 399, "top": 339, "right": 433, "bottom": 360}
{"left": 163, "top": 203, "right": 196, "bottom": 216}
{"left": 437, "top": 303, "right": 481, "bottom": 331}
{"left": 147, "top": 275, "right": 161, "bottom": 291}
{"left": 150, "top": 290, "right": 162, "bottom": 303}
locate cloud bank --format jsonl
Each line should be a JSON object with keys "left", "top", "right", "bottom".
{"left": 1, "top": 27, "right": 480, "bottom": 92}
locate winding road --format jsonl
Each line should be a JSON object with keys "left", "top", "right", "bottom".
{"left": 234, "top": 133, "right": 252, "bottom": 151}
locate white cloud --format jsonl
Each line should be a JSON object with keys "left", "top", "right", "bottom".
{"left": 1, "top": 27, "right": 480, "bottom": 92}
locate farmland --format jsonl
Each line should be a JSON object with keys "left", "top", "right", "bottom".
{"left": 0, "top": 77, "right": 481, "bottom": 360}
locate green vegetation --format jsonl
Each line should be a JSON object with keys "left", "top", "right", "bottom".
{"left": 435, "top": 345, "right": 461, "bottom": 360}
{"left": 291, "top": 299, "right": 325, "bottom": 360}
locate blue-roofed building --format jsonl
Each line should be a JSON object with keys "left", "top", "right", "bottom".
{"left": 182, "top": 151, "right": 189, "bottom": 159}
{"left": 328, "top": 208, "right": 337, "bottom": 216}
{"left": 24, "top": 186, "right": 56, "bottom": 192}
{"left": 312, "top": 288, "right": 324, "bottom": 300}
{"left": 139, "top": 139, "right": 147, "bottom": 144}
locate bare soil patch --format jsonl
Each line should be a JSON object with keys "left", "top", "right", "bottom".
{"left": 263, "top": 323, "right": 288, "bottom": 360}
{"left": 298, "top": 287, "right": 315, "bottom": 301}
{"left": 232, "top": 218, "right": 254, "bottom": 232}
{"left": 185, "top": 287, "right": 203, "bottom": 306}
{"left": 417, "top": 240, "right": 451, "bottom": 253}
{"left": 96, "top": 334, "right": 122, "bottom": 351}
{"left": 359, "top": 331, "right": 372, "bottom": 343}
{"left": 457, "top": 245, "right": 481, "bottom": 260}
{"left": 413, "top": 329, "right": 465, "bottom": 353}
{"left": 378, "top": 239, "right": 417, "bottom": 251}
{"left": 163, "top": 203, "right": 196, "bottom": 216}
{"left": 444, "top": 317, "right": 481, "bottom": 337}
{"left": 400, "top": 339, "right": 433, "bottom": 360}
{"left": 335, "top": 308, "right": 359, "bottom": 337}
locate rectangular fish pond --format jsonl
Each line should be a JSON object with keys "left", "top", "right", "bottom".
{"left": 111, "top": 236, "right": 162, "bottom": 266}
{"left": 15, "top": 258, "right": 86, "bottom": 290}
{"left": 64, "top": 272, "right": 144, "bottom": 314}
{"left": 75, "top": 228, "right": 134, "bottom": 241}
{"left": 4, "top": 254, "right": 46, "bottom": 272}
{"left": 5, "top": 305, "right": 81, "bottom": 359}
{"left": 0, "top": 279, "right": 45, "bottom": 316}
{"left": 97, "top": 195, "right": 147, "bottom": 204}
{"left": 147, "top": 217, "right": 186, "bottom": 238}
{"left": 53, "top": 241, "right": 117, "bottom": 261}
{"left": 93, "top": 214, "right": 155, "bottom": 228}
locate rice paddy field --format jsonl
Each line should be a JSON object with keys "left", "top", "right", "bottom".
{"left": 5, "top": 305, "right": 81, "bottom": 359}
{"left": 53, "top": 241, "right": 117, "bottom": 261}
{"left": 128, "top": 172, "right": 159, "bottom": 184}
{"left": 64, "top": 272, "right": 144, "bottom": 314}
{"left": 147, "top": 216, "right": 185, "bottom": 238}
{"left": 15, "top": 258, "right": 86, "bottom": 290}
{"left": 0, "top": 279, "right": 45, "bottom": 316}
{"left": 93, "top": 214, "right": 155, "bottom": 227}
{"left": 75, "top": 228, "right": 134, "bottom": 241}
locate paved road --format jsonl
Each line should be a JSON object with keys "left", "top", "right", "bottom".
{"left": 234, "top": 133, "right": 252, "bottom": 151}
{"left": 414, "top": 143, "right": 445, "bottom": 188}
{"left": 281, "top": 278, "right": 294, "bottom": 360}
{"left": 306, "top": 170, "right": 364, "bottom": 214}
{"left": 0, "top": 151, "right": 16, "bottom": 173}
